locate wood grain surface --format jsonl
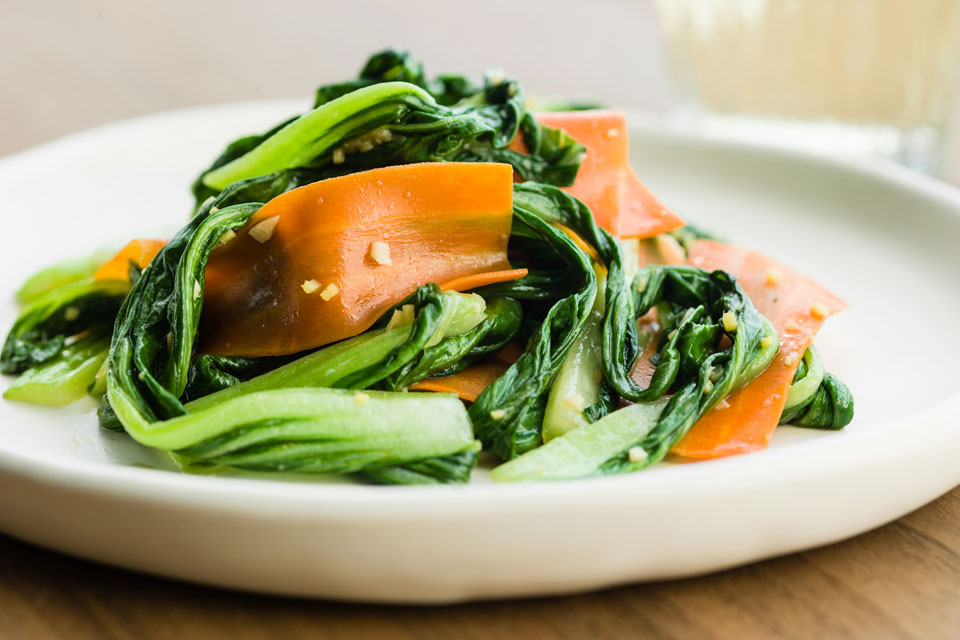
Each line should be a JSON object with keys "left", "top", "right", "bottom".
{"left": 0, "top": 490, "right": 957, "bottom": 639}
{"left": 1, "top": 1, "right": 959, "bottom": 637}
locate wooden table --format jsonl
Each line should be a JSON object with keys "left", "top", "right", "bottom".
{"left": 2, "top": 1, "right": 959, "bottom": 637}
{"left": 1, "top": 491, "right": 957, "bottom": 639}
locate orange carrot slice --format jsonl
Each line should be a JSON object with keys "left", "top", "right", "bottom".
{"left": 492, "top": 339, "right": 525, "bottom": 365}
{"left": 94, "top": 239, "right": 167, "bottom": 281}
{"left": 620, "top": 168, "right": 681, "bottom": 239}
{"left": 671, "top": 241, "right": 847, "bottom": 459}
{"left": 200, "top": 163, "right": 516, "bottom": 357}
{"left": 439, "top": 268, "right": 528, "bottom": 292}
{"left": 408, "top": 341, "right": 524, "bottom": 401}
{"left": 555, "top": 223, "right": 601, "bottom": 262}
{"left": 409, "top": 358, "right": 510, "bottom": 402}
{"left": 510, "top": 110, "right": 684, "bottom": 239}
{"left": 629, "top": 329, "right": 662, "bottom": 390}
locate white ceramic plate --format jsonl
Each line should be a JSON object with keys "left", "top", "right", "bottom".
{"left": 0, "top": 102, "right": 958, "bottom": 603}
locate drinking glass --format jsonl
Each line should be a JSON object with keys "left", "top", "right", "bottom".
{"left": 655, "top": 0, "right": 960, "bottom": 173}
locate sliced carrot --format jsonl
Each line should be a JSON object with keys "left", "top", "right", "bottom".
{"left": 94, "top": 239, "right": 167, "bottom": 281}
{"left": 671, "top": 240, "right": 847, "bottom": 459}
{"left": 408, "top": 341, "right": 523, "bottom": 401}
{"left": 510, "top": 110, "right": 684, "bottom": 239}
{"left": 620, "top": 169, "right": 681, "bottom": 239}
{"left": 629, "top": 329, "right": 662, "bottom": 389}
{"left": 555, "top": 223, "right": 601, "bottom": 262}
{"left": 409, "top": 358, "right": 510, "bottom": 402}
{"left": 200, "top": 163, "right": 516, "bottom": 357}
{"left": 493, "top": 339, "right": 525, "bottom": 365}
{"left": 439, "top": 268, "right": 528, "bottom": 292}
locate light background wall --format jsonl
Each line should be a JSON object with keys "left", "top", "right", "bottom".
{"left": 0, "top": 0, "right": 669, "bottom": 150}
{"left": 2, "top": 0, "right": 958, "bottom": 182}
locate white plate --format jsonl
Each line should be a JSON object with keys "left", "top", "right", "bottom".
{"left": 0, "top": 102, "right": 958, "bottom": 603}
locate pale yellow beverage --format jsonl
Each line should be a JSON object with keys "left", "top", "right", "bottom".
{"left": 656, "top": 0, "right": 960, "bottom": 170}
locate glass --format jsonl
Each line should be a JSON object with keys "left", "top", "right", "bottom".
{"left": 655, "top": 0, "right": 960, "bottom": 173}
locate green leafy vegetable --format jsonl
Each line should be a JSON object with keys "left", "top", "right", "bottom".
{"left": 362, "top": 441, "right": 481, "bottom": 485}
{"left": 491, "top": 399, "right": 670, "bottom": 482}
{"left": 468, "top": 184, "right": 604, "bottom": 460}
{"left": 314, "top": 49, "right": 480, "bottom": 108}
{"left": 193, "top": 50, "right": 585, "bottom": 205}
{"left": 455, "top": 112, "right": 585, "bottom": 187}
{"left": 381, "top": 296, "right": 522, "bottom": 388}
{"left": 598, "top": 265, "right": 779, "bottom": 471}
{"left": 3, "top": 332, "right": 110, "bottom": 406}
{"left": 540, "top": 311, "right": 604, "bottom": 443}
{"left": 182, "top": 354, "right": 291, "bottom": 402}
{"left": 182, "top": 288, "right": 488, "bottom": 414}
{"left": 492, "top": 260, "right": 781, "bottom": 479}
{"left": 2, "top": 277, "right": 128, "bottom": 374}
{"left": 107, "top": 202, "right": 263, "bottom": 426}
{"left": 14, "top": 249, "right": 116, "bottom": 305}
{"left": 123, "top": 388, "right": 478, "bottom": 474}
{"left": 780, "top": 346, "right": 854, "bottom": 429}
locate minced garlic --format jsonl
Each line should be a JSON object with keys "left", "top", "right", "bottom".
{"left": 628, "top": 447, "right": 648, "bottom": 463}
{"left": 785, "top": 320, "right": 801, "bottom": 332}
{"left": 320, "top": 283, "right": 340, "bottom": 301}
{"left": 301, "top": 279, "right": 320, "bottom": 294}
{"left": 722, "top": 311, "right": 738, "bottom": 332}
{"left": 765, "top": 269, "right": 782, "bottom": 286}
{"left": 810, "top": 302, "right": 829, "bottom": 319}
{"left": 385, "top": 304, "right": 415, "bottom": 331}
{"left": 760, "top": 336, "right": 774, "bottom": 348}
{"left": 248, "top": 216, "right": 280, "bottom": 243}
{"left": 353, "top": 391, "right": 370, "bottom": 405}
{"left": 217, "top": 229, "right": 236, "bottom": 247}
{"left": 369, "top": 241, "right": 392, "bottom": 265}
{"left": 562, "top": 393, "right": 586, "bottom": 412}
{"left": 490, "top": 409, "right": 506, "bottom": 420}
{"left": 193, "top": 280, "right": 202, "bottom": 300}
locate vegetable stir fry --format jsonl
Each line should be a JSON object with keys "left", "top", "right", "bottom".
{"left": 2, "top": 50, "right": 853, "bottom": 484}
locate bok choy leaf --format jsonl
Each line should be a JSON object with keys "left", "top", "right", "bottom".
{"left": 2, "top": 277, "right": 128, "bottom": 374}
{"left": 132, "top": 388, "right": 477, "bottom": 474}
{"left": 3, "top": 332, "right": 110, "bottom": 406}
{"left": 492, "top": 264, "right": 780, "bottom": 480}
{"left": 780, "top": 346, "right": 854, "bottom": 429}
{"left": 468, "top": 185, "right": 600, "bottom": 460}
{"left": 193, "top": 51, "right": 585, "bottom": 202}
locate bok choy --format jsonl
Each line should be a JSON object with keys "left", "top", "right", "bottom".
{"left": 2, "top": 49, "right": 855, "bottom": 486}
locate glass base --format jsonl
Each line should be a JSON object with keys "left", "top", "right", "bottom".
{"left": 670, "top": 109, "right": 943, "bottom": 174}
